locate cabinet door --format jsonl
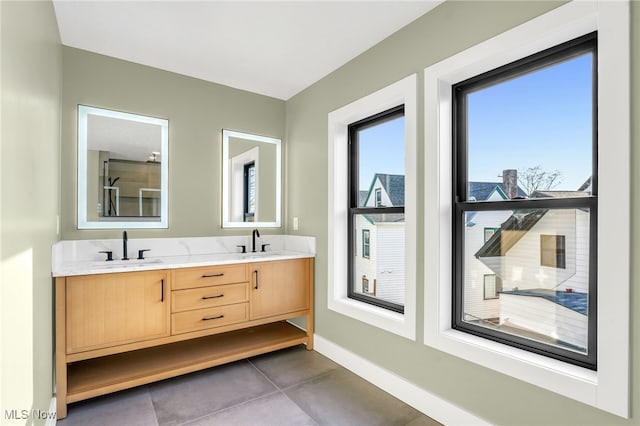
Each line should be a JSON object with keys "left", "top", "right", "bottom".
{"left": 66, "top": 270, "right": 170, "bottom": 354}
{"left": 249, "top": 259, "right": 310, "bottom": 320}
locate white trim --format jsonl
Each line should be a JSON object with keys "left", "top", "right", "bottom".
{"left": 314, "top": 335, "right": 489, "bottom": 426}
{"left": 229, "top": 147, "right": 260, "bottom": 222}
{"left": 327, "top": 74, "right": 417, "bottom": 340}
{"left": 47, "top": 396, "right": 57, "bottom": 426}
{"left": 423, "top": 0, "right": 629, "bottom": 417}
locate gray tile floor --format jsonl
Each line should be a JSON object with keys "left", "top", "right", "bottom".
{"left": 57, "top": 345, "right": 441, "bottom": 426}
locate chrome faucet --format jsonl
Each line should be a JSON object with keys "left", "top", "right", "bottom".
{"left": 251, "top": 229, "right": 260, "bottom": 253}
{"left": 122, "top": 230, "right": 129, "bottom": 260}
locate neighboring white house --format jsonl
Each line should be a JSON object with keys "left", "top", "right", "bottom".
{"left": 353, "top": 174, "right": 405, "bottom": 305}
{"left": 464, "top": 184, "right": 512, "bottom": 323}
{"left": 463, "top": 180, "right": 530, "bottom": 323}
{"left": 474, "top": 191, "right": 591, "bottom": 351}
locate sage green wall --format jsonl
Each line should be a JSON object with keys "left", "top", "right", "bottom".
{"left": 61, "top": 47, "right": 285, "bottom": 240}
{"left": 1, "top": 1, "right": 61, "bottom": 424}
{"left": 285, "top": 1, "right": 638, "bottom": 424}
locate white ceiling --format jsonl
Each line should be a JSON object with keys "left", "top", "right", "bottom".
{"left": 52, "top": 1, "right": 441, "bottom": 100}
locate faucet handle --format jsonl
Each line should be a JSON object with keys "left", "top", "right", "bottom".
{"left": 137, "top": 249, "right": 151, "bottom": 260}
{"left": 99, "top": 251, "right": 114, "bottom": 261}
{"left": 236, "top": 245, "right": 247, "bottom": 254}
{"left": 261, "top": 244, "right": 270, "bottom": 253}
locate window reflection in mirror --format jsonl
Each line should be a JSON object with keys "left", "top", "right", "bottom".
{"left": 77, "top": 105, "right": 169, "bottom": 229}
{"left": 222, "top": 129, "right": 281, "bottom": 228}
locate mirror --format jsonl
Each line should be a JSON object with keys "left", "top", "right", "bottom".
{"left": 77, "top": 105, "right": 169, "bottom": 229}
{"left": 222, "top": 129, "right": 281, "bottom": 228}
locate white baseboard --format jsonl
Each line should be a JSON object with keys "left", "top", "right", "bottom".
{"left": 314, "top": 334, "right": 489, "bottom": 426}
{"left": 46, "top": 397, "right": 57, "bottom": 426}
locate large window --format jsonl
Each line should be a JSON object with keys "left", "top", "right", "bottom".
{"left": 425, "top": 1, "right": 629, "bottom": 415}
{"left": 452, "top": 33, "right": 597, "bottom": 369}
{"left": 328, "top": 74, "right": 416, "bottom": 340}
{"left": 348, "top": 106, "right": 405, "bottom": 312}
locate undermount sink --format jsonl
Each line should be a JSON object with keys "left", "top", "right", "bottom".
{"left": 91, "top": 258, "right": 164, "bottom": 268}
{"left": 241, "top": 250, "right": 285, "bottom": 259}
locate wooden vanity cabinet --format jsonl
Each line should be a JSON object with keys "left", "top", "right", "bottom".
{"left": 250, "top": 259, "right": 310, "bottom": 320}
{"left": 65, "top": 270, "right": 170, "bottom": 354}
{"left": 55, "top": 257, "right": 313, "bottom": 419}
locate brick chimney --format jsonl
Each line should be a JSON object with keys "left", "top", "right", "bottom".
{"left": 502, "top": 169, "right": 518, "bottom": 199}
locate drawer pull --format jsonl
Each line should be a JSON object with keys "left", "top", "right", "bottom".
{"left": 202, "top": 294, "right": 224, "bottom": 300}
{"left": 202, "top": 314, "right": 224, "bottom": 321}
{"left": 202, "top": 273, "right": 225, "bottom": 278}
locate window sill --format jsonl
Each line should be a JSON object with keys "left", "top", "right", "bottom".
{"left": 434, "top": 328, "right": 597, "bottom": 401}
{"left": 328, "top": 296, "right": 414, "bottom": 340}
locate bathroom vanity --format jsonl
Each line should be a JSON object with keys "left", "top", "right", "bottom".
{"left": 52, "top": 236, "right": 314, "bottom": 419}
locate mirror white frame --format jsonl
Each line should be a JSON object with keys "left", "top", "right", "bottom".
{"left": 222, "top": 129, "right": 281, "bottom": 228}
{"left": 77, "top": 105, "right": 169, "bottom": 229}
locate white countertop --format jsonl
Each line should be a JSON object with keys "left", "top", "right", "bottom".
{"left": 52, "top": 235, "right": 315, "bottom": 277}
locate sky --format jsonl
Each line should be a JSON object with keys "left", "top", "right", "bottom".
{"left": 355, "top": 51, "right": 593, "bottom": 195}
{"left": 467, "top": 52, "right": 593, "bottom": 191}
{"left": 357, "top": 116, "right": 405, "bottom": 192}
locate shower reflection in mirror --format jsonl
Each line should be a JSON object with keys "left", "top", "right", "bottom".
{"left": 77, "top": 105, "right": 169, "bottom": 229}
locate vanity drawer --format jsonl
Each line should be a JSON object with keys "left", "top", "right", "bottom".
{"left": 172, "top": 283, "right": 248, "bottom": 313}
{"left": 172, "top": 303, "right": 248, "bottom": 334}
{"left": 172, "top": 264, "right": 248, "bottom": 290}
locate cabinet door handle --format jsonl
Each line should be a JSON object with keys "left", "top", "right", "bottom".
{"left": 254, "top": 270, "right": 259, "bottom": 289}
{"left": 202, "top": 314, "right": 224, "bottom": 321}
{"left": 202, "top": 273, "right": 224, "bottom": 278}
{"left": 161, "top": 279, "right": 165, "bottom": 302}
{"left": 202, "top": 294, "right": 224, "bottom": 300}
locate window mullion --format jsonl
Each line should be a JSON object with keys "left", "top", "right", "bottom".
{"left": 457, "top": 197, "right": 596, "bottom": 212}
{"left": 351, "top": 206, "right": 405, "bottom": 215}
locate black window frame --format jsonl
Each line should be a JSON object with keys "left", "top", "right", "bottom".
{"left": 452, "top": 32, "right": 597, "bottom": 370}
{"left": 348, "top": 105, "right": 405, "bottom": 314}
{"left": 243, "top": 161, "right": 256, "bottom": 222}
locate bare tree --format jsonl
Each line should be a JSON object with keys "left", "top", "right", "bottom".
{"left": 519, "top": 166, "right": 562, "bottom": 196}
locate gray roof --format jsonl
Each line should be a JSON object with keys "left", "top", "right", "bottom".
{"left": 365, "top": 174, "right": 405, "bottom": 207}
{"left": 359, "top": 190, "right": 369, "bottom": 207}
{"left": 529, "top": 190, "right": 590, "bottom": 198}
{"left": 466, "top": 182, "right": 525, "bottom": 224}
{"left": 468, "top": 182, "right": 526, "bottom": 201}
